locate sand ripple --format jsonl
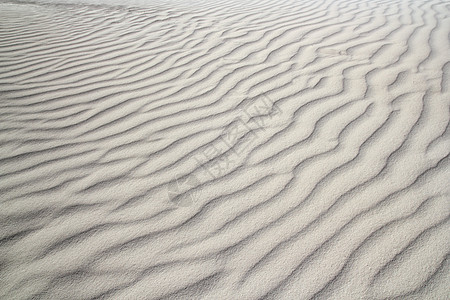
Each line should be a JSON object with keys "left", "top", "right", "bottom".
{"left": 0, "top": 0, "right": 449, "bottom": 299}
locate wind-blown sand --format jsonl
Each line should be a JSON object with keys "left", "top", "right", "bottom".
{"left": 0, "top": 0, "right": 449, "bottom": 298}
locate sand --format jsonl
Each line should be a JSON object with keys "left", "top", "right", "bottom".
{"left": 0, "top": 0, "right": 449, "bottom": 298}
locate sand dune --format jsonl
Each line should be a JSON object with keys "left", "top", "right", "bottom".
{"left": 0, "top": 0, "right": 449, "bottom": 298}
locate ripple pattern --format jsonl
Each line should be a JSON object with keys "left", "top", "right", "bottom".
{"left": 0, "top": 0, "right": 449, "bottom": 299}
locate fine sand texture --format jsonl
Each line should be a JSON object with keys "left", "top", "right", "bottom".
{"left": 1, "top": 0, "right": 449, "bottom": 299}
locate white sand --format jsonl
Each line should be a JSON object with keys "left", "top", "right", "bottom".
{"left": 0, "top": 0, "right": 449, "bottom": 298}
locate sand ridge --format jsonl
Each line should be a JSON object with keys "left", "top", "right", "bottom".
{"left": 0, "top": 0, "right": 449, "bottom": 299}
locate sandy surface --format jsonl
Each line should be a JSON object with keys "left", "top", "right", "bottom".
{"left": 0, "top": 0, "right": 449, "bottom": 299}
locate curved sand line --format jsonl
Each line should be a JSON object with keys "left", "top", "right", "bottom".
{"left": 0, "top": 0, "right": 449, "bottom": 299}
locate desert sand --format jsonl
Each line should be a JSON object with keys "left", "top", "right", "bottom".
{"left": 0, "top": 0, "right": 449, "bottom": 298}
